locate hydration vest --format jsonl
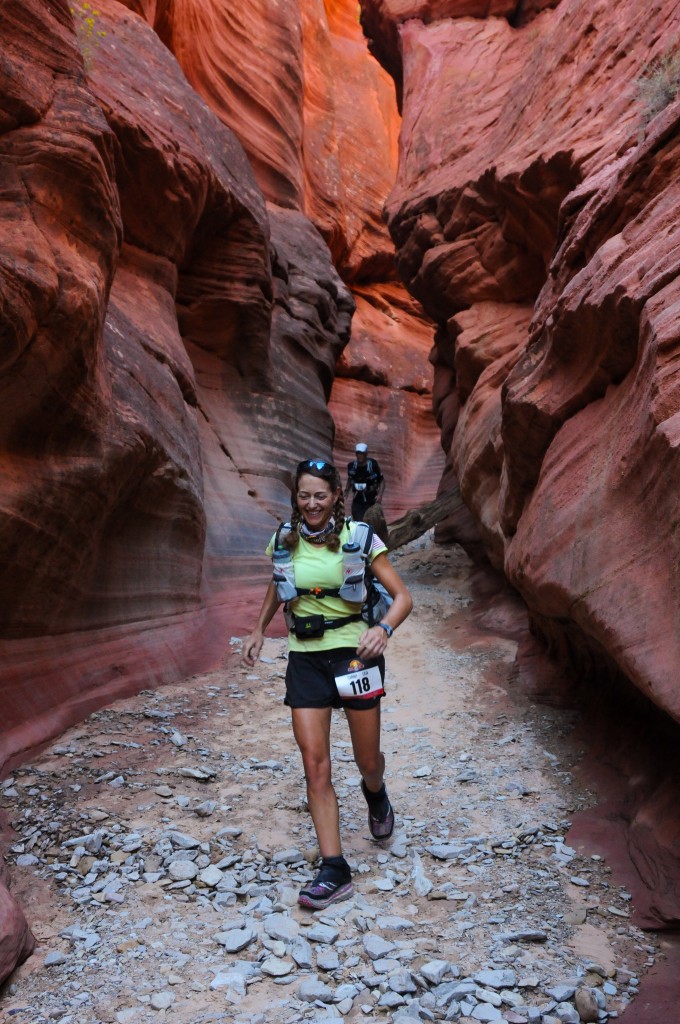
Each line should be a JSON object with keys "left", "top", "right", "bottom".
{"left": 271, "top": 519, "right": 392, "bottom": 629}
{"left": 349, "top": 458, "right": 380, "bottom": 495}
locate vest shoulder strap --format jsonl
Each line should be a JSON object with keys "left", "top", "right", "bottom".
{"left": 347, "top": 519, "right": 374, "bottom": 558}
{"left": 274, "top": 521, "right": 292, "bottom": 550}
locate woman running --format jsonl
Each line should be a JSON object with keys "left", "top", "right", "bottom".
{"left": 242, "top": 458, "right": 413, "bottom": 909}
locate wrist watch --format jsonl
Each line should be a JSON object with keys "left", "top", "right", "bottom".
{"left": 376, "top": 622, "right": 393, "bottom": 638}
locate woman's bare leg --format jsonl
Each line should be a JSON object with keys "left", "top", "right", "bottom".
{"left": 291, "top": 706, "right": 342, "bottom": 857}
{"left": 344, "top": 703, "right": 384, "bottom": 791}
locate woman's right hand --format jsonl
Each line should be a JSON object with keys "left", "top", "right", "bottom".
{"left": 241, "top": 631, "right": 264, "bottom": 668}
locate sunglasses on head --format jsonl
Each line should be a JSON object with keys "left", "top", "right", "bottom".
{"left": 297, "top": 459, "right": 335, "bottom": 474}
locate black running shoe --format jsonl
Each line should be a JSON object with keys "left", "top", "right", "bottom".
{"left": 362, "top": 779, "right": 395, "bottom": 840}
{"left": 298, "top": 866, "right": 353, "bottom": 910}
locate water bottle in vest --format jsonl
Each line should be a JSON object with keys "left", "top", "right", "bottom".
{"left": 272, "top": 549, "right": 297, "bottom": 602}
{"left": 338, "top": 541, "right": 366, "bottom": 602}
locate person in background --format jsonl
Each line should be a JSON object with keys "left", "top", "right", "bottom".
{"left": 345, "top": 442, "right": 384, "bottom": 522}
{"left": 241, "top": 459, "right": 412, "bottom": 910}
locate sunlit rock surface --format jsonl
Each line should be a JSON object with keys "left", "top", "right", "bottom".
{"left": 123, "top": 0, "right": 400, "bottom": 282}
{"left": 1, "top": 0, "right": 439, "bottom": 782}
{"left": 372, "top": 0, "right": 680, "bottom": 706}
{"left": 330, "top": 281, "right": 442, "bottom": 517}
{"left": 125, "top": 0, "right": 442, "bottom": 515}
{"left": 359, "top": 0, "right": 559, "bottom": 106}
{"left": 0, "top": 0, "right": 359, "bottom": 779}
{"left": 365, "top": 0, "right": 680, "bottom": 925}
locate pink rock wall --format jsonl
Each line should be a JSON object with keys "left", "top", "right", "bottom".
{"left": 367, "top": 0, "right": 680, "bottom": 716}
{"left": 1, "top": 0, "right": 372, "bottom": 767}
{"left": 1, "top": 0, "right": 440, "bottom": 766}
{"left": 361, "top": 0, "right": 680, "bottom": 924}
{"left": 0, "top": 0, "right": 441, "bottom": 976}
{"left": 330, "top": 282, "right": 443, "bottom": 518}
{"left": 123, "top": 0, "right": 442, "bottom": 512}
{"left": 360, "top": 0, "right": 559, "bottom": 106}
{"left": 122, "top": 0, "right": 400, "bottom": 279}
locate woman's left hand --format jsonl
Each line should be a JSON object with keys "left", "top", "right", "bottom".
{"left": 356, "top": 625, "right": 389, "bottom": 659}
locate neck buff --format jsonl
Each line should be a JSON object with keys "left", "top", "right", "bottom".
{"left": 299, "top": 516, "right": 336, "bottom": 544}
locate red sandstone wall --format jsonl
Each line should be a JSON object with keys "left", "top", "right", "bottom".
{"left": 366, "top": 0, "right": 680, "bottom": 719}
{"left": 360, "top": 0, "right": 680, "bottom": 926}
{"left": 0, "top": 0, "right": 442, "bottom": 974}
{"left": 1, "top": 0, "right": 383, "bottom": 764}
{"left": 0, "top": 0, "right": 442, "bottom": 769}
{"left": 121, "top": 0, "right": 443, "bottom": 516}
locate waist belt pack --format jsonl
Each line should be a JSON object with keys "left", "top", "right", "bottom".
{"left": 292, "top": 613, "right": 363, "bottom": 639}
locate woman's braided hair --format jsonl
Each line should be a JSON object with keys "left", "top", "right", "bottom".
{"left": 284, "top": 460, "right": 345, "bottom": 552}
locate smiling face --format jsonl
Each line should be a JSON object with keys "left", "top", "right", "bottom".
{"left": 296, "top": 473, "right": 340, "bottom": 531}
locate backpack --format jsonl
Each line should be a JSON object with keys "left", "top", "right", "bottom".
{"left": 349, "top": 459, "right": 380, "bottom": 496}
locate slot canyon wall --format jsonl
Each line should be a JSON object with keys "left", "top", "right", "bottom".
{"left": 359, "top": 0, "right": 680, "bottom": 927}
{"left": 0, "top": 0, "right": 443, "bottom": 767}
{"left": 0, "top": 0, "right": 443, "bottom": 973}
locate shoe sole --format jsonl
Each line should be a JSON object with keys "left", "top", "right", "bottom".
{"left": 298, "top": 881, "right": 353, "bottom": 910}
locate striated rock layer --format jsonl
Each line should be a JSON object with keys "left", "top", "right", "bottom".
{"left": 0, "top": 0, "right": 440, "bottom": 977}
{"left": 123, "top": 0, "right": 400, "bottom": 280}
{"left": 0, "top": 0, "right": 366, "bottom": 771}
{"left": 122, "top": 0, "right": 442, "bottom": 516}
{"left": 1, "top": 1, "right": 440, "bottom": 765}
{"left": 362, "top": 0, "right": 680, "bottom": 924}
{"left": 329, "top": 281, "right": 442, "bottom": 518}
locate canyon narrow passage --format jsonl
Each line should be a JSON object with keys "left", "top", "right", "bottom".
{"left": 0, "top": 539, "right": 658, "bottom": 1024}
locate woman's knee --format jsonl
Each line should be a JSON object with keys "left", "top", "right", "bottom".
{"left": 300, "top": 749, "right": 333, "bottom": 791}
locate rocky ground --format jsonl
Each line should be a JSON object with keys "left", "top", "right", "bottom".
{"left": 0, "top": 537, "right": 657, "bottom": 1024}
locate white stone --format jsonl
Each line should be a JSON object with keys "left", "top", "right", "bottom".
{"left": 363, "top": 934, "right": 397, "bottom": 960}
{"left": 213, "top": 927, "right": 257, "bottom": 953}
{"left": 261, "top": 956, "right": 293, "bottom": 977}
{"left": 421, "top": 960, "right": 452, "bottom": 985}
{"left": 377, "top": 915, "right": 415, "bottom": 932}
{"left": 263, "top": 913, "right": 300, "bottom": 941}
{"left": 475, "top": 968, "right": 517, "bottom": 989}
{"left": 306, "top": 922, "right": 340, "bottom": 945}
{"left": 291, "top": 936, "right": 313, "bottom": 968}
{"left": 168, "top": 860, "right": 198, "bottom": 881}
{"left": 547, "top": 984, "right": 577, "bottom": 1002}
{"left": 167, "top": 831, "right": 201, "bottom": 849}
{"left": 44, "top": 951, "right": 68, "bottom": 967}
{"left": 554, "top": 1002, "right": 580, "bottom": 1024}
{"left": 271, "top": 848, "right": 304, "bottom": 864}
{"left": 197, "top": 865, "right": 223, "bottom": 887}
{"left": 471, "top": 1004, "right": 503, "bottom": 1022}
{"left": 299, "top": 976, "right": 334, "bottom": 1003}
{"left": 389, "top": 969, "right": 417, "bottom": 994}
{"left": 150, "top": 990, "right": 175, "bottom": 1010}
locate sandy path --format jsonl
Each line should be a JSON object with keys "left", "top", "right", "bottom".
{"left": 0, "top": 538, "right": 654, "bottom": 1024}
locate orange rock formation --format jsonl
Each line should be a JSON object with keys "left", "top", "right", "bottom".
{"left": 0, "top": 0, "right": 439, "bottom": 975}
{"left": 362, "top": 0, "right": 680, "bottom": 926}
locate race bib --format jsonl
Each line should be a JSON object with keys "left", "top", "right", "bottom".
{"left": 333, "top": 657, "right": 384, "bottom": 701}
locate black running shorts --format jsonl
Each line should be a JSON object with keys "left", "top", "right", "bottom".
{"left": 284, "top": 648, "right": 385, "bottom": 710}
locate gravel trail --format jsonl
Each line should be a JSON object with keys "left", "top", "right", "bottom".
{"left": 0, "top": 538, "right": 655, "bottom": 1024}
